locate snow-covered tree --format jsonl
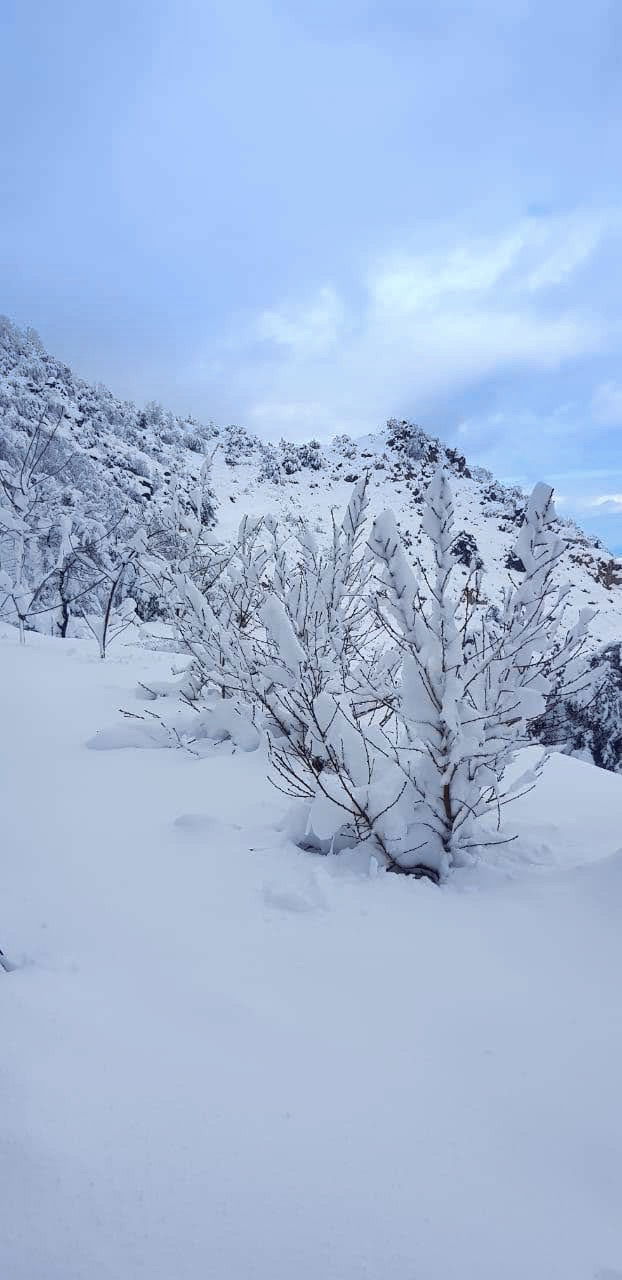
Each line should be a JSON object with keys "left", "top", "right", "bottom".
{"left": 365, "top": 473, "right": 594, "bottom": 877}
{"left": 0, "top": 405, "right": 72, "bottom": 641}
{"left": 0, "top": 316, "right": 219, "bottom": 635}
{"left": 74, "top": 526, "right": 147, "bottom": 658}
{"left": 130, "top": 465, "right": 596, "bottom": 883}
{"left": 532, "top": 639, "right": 622, "bottom": 772}
{"left": 168, "top": 512, "right": 270, "bottom": 702}
{"left": 152, "top": 476, "right": 382, "bottom": 817}
{"left": 240, "top": 477, "right": 403, "bottom": 859}
{"left": 223, "top": 424, "right": 256, "bottom": 466}
{"left": 257, "top": 442, "right": 283, "bottom": 484}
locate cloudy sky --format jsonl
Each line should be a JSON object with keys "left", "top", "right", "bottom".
{"left": 2, "top": 0, "right": 622, "bottom": 548}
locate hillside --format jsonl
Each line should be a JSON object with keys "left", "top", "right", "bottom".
{"left": 0, "top": 316, "right": 219, "bottom": 530}
{"left": 1, "top": 315, "right": 621, "bottom": 646}
{"left": 210, "top": 422, "right": 622, "bottom": 648}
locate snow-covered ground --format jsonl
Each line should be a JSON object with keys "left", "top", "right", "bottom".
{"left": 2, "top": 624, "right": 622, "bottom": 1280}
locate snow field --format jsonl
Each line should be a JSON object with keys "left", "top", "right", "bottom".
{"left": 2, "top": 625, "right": 622, "bottom": 1280}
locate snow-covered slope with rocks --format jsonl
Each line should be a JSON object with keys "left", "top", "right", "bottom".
{"left": 213, "top": 422, "right": 622, "bottom": 647}
{"left": 0, "top": 316, "right": 219, "bottom": 534}
{"left": 2, "top": 622, "right": 622, "bottom": 1280}
{"left": 1, "top": 314, "right": 621, "bottom": 644}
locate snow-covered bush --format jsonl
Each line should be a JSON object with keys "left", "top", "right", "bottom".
{"left": 295, "top": 439, "right": 324, "bottom": 470}
{"left": 170, "top": 514, "right": 271, "bottom": 704}
{"left": 0, "top": 407, "right": 162, "bottom": 648}
{"left": 363, "top": 474, "right": 594, "bottom": 877}
{"left": 183, "top": 418, "right": 219, "bottom": 454}
{"left": 223, "top": 424, "right": 256, "bottom": 466}
{"left": 138, "top": 468, "right": 593, "bottom": 883}
{"left": 332, "top": 433, "right": 357, "bottom": 460}
{"left": 143, "top": 449, "right": 270, "bottom": 703}
{"left": 162, "top": 475, "right": 373, "bottom": 724}
{"left": 257, "top": 443, "right": 282, "bottom": 484}
{"left": 452, "top": 529, "right": 482, "bottom": 568}
{"left": 0, "top": 405, "right": 74, "bottom": 641}
{"left": 386, "top": 419, "right": 431, "bottom": 461}
{"left": 151, "top": 475, "right": 392, "bottom": 854}
{"left": 279, "top": 438, "right": 325, "bottom": 475}
{"left": 532, "top": 640, "right": 622, "bottom": 772}
{"left": 251, "top": 477, "right": 378, "bottom": 795}
{"left": 73, "top": 527, "right": 149, "bottom": 658}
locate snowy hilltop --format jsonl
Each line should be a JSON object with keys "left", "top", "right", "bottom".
{"left": 1, "top": 314, "right": 621, "bottom": 645}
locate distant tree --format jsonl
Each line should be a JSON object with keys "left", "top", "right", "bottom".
{"left": 0, "top": 405, "right": 71, "bottom": 641}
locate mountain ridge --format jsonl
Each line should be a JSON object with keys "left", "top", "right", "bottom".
{"left": 1, "top": 314, "right": 621, "bottom": 646}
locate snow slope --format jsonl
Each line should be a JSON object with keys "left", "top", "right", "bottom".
{"left": 2, "top": 624, "right": 622, "bottom": 1280}
{"left": 211, "top": 435, "right": 622, "bottom": 648}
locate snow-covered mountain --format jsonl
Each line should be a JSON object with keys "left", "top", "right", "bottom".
{"left": 2, "top": 314, "right": 621, "bottom": 644}
{"left": 211, "top": 421, "right": 622, "bottom": 648}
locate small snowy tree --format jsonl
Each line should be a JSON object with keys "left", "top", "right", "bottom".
{"left": 245, "top": 478, "right": 399, "bottom": 847}
{"left": 0, "top": 403, "right": 151, "bottom": 644}
{"left": 151, "top": 476, "right": 384, "bottom": 815}
{"left": 366, "top": 472, "right": 594, "bottom": 877}
{"left": 76, "top": 532, "right": 143, "bottom": 658}
{"left": 170, "top": 511, "right": 270, "bottom": 702}
{"left": 257, "top": 442, "right": 283, "bottom": 484}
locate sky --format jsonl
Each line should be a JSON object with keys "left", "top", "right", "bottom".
{"left": 1, "top": 0, "right": 622, "bottom": 551}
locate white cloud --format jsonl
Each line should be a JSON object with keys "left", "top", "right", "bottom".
{"left": 244, "top": 215, "right": 610, "bottom": 436}
{"left": 367, "top": 228, "right": 528, "bottom": 311}
{"left": 586, "top": 494, "right": 622, "bottom": 513}
{"left": 369, "top": 211, "right": 612, "bottom": 314}
{"left": 255, "top": 286, "right": 345, "bottom": 355}
{"left": 523, "top": 215, "right": 609, "bottom": 290}
{"left": 186, "top": 208, "right": 616, "bottom": 441}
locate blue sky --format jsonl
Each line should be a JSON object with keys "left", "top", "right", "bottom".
{"left": 2, "top": 0, "right": 622, "bottom": 550}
